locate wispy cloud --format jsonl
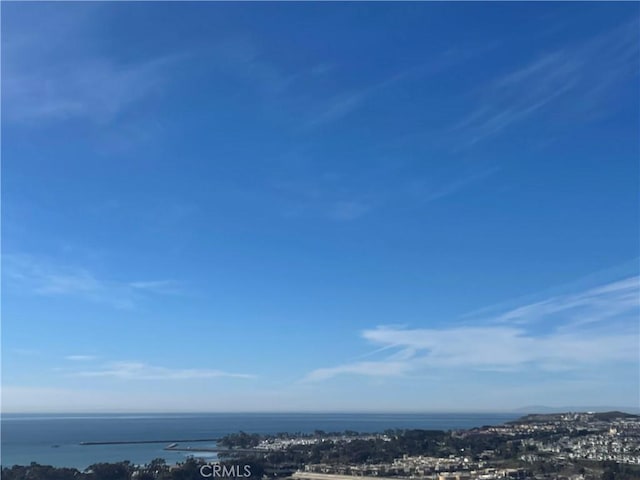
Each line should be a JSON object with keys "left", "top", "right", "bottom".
{"left": 128, "top": 280, "right": 183, "bottom": 295}
{"left": 4, "top": 53, "right": 180, "bottom": 125}
{"left": 404, "top": 168, "right": 499, "bottom": 204}
{"left": 451, "top": 20, "right": 639, "bottom": 146}
{"left": 65, "top": 355, "right": 97, "bottom": 362}
{"left": 305, "top": 276, "right": 639, "bottom": 381}
{"left": 11, "top": 348, "right": 41, "bottom": 356}
{"left": 326, "top": 200, "right": 373, "bottom": 221}
{"left": 303, "top": 69, "right": 417, "bottom": 130}
{"left": 305, "top": 44, "right": 497, "bottom": 130}
{"left": 492, "top": 276, "right": 639, "bottom": 328}
{"left": 273, "top": 174, "right": 376, "bottom": 222}
{"left": 70, "top": 361, "right": 254, "bottom": 381}
{"left": 306, "top": 91, "right": 369, "bottom": 129}
{"left": 3, "top": 254, "right": 181, "bottom": 309}
{"left": 208, "top": 34, "right": 299, "bottom": 95}
{"left": 270, "top": 162, "right": 495, "bottom": 223}
{"left": 305, "top": 361, "right": 412, "bottom": 382}
{"left": 2, "top": 3, "right": 181, "bottom": 126}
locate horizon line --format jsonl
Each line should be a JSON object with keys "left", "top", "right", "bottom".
{"left": 3, "top": 407, "right": 639, "bottom": 416}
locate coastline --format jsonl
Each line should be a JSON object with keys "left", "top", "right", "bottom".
{"left": 1, "top": 412, "right": 519, "bottom": 469}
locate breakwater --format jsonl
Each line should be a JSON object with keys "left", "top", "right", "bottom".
{"left": 79, "top": 438, "right": 220, "bottom": 445}
{"left": 163, "top": 446, "right": 262, "bottom": 453}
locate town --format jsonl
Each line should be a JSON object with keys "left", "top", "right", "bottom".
{"left": 2, "top": 411, "right": 639, "bottom": 480}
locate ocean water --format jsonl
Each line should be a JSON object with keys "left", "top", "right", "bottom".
{"left": 1, "top": 412, "right": 518, "bottom": 470}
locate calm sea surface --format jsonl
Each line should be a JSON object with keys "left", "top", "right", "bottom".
{"left": 1, "top": 413, "right": 518, "bottom": 470}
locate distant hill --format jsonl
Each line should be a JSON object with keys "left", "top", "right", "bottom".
{"left": 514, "top": 405, "right": 640, "bottom": 414}
{"left": 509, "top": 411, "right": 640, "bottom": 424}
{"left": 592, "top": 411, "right": 640, "bottom": 421}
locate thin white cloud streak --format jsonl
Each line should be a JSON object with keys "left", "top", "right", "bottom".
{"left": 128, "top": 280, "right": 183, "bottom": 295}
{"left": 65, "top": 355, "right": 97, "bottom": 362}
{"left": 305, "top": 361, "right": 412, "bottom": 382}
{"left": 363, "top": 325, "right": 636, "bottom": 368}
{"left": 306, "top": 90, "right": 371, "bottom": 129}
{"left": 11, "top": 348, "right": 40, "bottom": 356}
{"left": 274, "top": 170, "right": 489, "bottom": 222}
{"left": 459, "top": 259, "right": 640, "bottom": 322}
{"left": 71, "top": 361, "right": 254, "bottom": 381}
{"left": 305, "top": 276, "right": 639, "bottom": 381}
{"left": 493, "top": 276, "right": 639, "bottom": 328}
{"left": 272, "top": 165, "right": 496, "bottom": 223}
{"left": 3, "top": 254, "right": 181, "bottom": 309}
{"left": 451, "top": 20, "right": 639, "bottom": 146}
{"left": 272, "top": 176, "right": 377, "bottom": 222}
{"left": 2, "top": 4, "right": 181, "bottom": 125}
{"left": 404, "top": 168, "right": 499, "bottom": 204}
{"left": 206, "top": 34, "right": 330, "bottom": 96}
{"left": 305, "top": 44, "right": 497, "bottom": 130}
{"left": 304, "top": 70, "right": 413, "bottom": 129}
{"left": 327, "top": 201, "right": 372, "bottom": 221}
{"left": 4, "top": 54, "right": 181, "bottom": 125}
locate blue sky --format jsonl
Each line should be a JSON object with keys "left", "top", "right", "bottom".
{"left": 2, "top": 3, "right": 639, "bottom": 413}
